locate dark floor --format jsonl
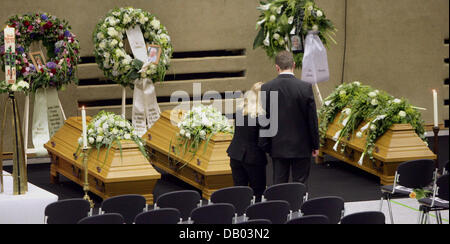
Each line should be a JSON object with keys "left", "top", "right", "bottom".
{"left": 3, "top": 135, "right": 448, "bottom": 210}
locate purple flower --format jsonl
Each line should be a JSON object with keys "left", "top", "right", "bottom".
{"left": 55, "top": 47, "right": 61, "bottom": 54}
{"left": 17, "top": 46, "right": 25, "bottom": 53}
{"left": 0, "top": 45, "right": 4, "bottom": 54}
{"left": 46, "top": 62, "right": 57, "bottom": 69}
{"left": 64, "top": 30, "right": 71, "bottom": 37}
{"left": 41, "top": 14, "right": 48, "bottom": 21}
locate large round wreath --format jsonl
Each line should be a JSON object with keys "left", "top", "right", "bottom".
{"left": 253, "top": 0, "right": 336, "bottom": 67}
{"left": 93, "top": 7, "right": 173, "bottom": 88}
{"left": 0, "top": 13, "right": 81, "bottom": 93}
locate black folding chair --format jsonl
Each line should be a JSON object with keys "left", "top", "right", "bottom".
{"left": 380, "top": 159, "right": 436, "bottom": 224}
{"left": 236, "top": 219, "right": 272, "bottom": 225}
{"left": 300, "top": 196, "right": 345, "bottom": 224}
{"left": 341, "top": 211, "right": 385, "bottom": 224}
{"left": 418, "top": 174, "right": 449, "bottom": 224}
{"left": 191, "top": 203, "right": 235, "bottom": 224}
{"left": 263, "top": 183, "right": 307, "bottom": 218}
{"left": 99, "top": 194, "right": 147, "bottom": 224}
{"left": 156, "top": 190, "right": 201, "bottom": 223}
{"left": 134, "top": 208, "right": 181, "bottom": 224}
{"left": 210, "top": 186, "right": 254, "bottom": 220}
{"left": 285, "top": 215, "right": 329, "bottom": 224}
{"left": 45, "top": 199, "right": 91, "bottom": 224}
{"left": 245, "top": 200, "right": 290, "bottom": 224}
{"left": 78, "top": 213, "right": 124, "bottom": 224}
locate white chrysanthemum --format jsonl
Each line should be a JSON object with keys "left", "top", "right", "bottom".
{"left": 393, "top": 98, "right": 401, "bottom": 104}
{"left": 308, "top": 6, "right": 313, "bottom": 11}
{"left": 399, "top": 111, "right": 407, "bottom": 118}
{"left": 368, "top": 92, "right": 377, "bottom": 98}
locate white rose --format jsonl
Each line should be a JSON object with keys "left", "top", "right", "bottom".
{"left": 356, "top": 132, "right": 363, "bottom": 138}
{"left": 199, "top": 130, "right": 206, "bottom": 137}
{"left": 308, "top": 6, "right": 314, "bottom": 11}
{"left": 107, "top": 27, "right": 118, "bottom": 37}
{"left": 99, "top": 41, "right": 107, "bottom": 49}
{"left": 273, "top": 33, "right": 280, "bottom": 40}
{"left": 17, "top": 80, "right": 29, "bottom": 89}
{"left": 112, "top": 128, "right": 119, "bottom": 135}
{"left": 110, "top": 39, "right": 118, "bottom": 47}
{"left": 257, "top": 3, "right": 271, "bottom": 11}
{"left": 97, "top": 32, "right": 104, "bottom": 40}
{"left": 370, "top": 124, "right": 377, "bottom": 131}
{"left": 393, "top": 99, "right": 401, "bottom": 104}
{"left": 97, "top": 127, "right": 103, "bottom": 134}
{"left": 288, "top": 16, "right": 294, "bottom": 25}
{"left": 353, "top": 81, "right": 361, "bottom": 86}
{"left": 151, "top": 19, "right": 160, "bottom": 29}
{"left": 10, "top": 84, "right": 18, "bottom": 91}
{"left": 368, "top": 92, "right": 377, "bottom": 98}
{"left": 371, "top": 99, "right": 379, "bottom": 106}
{"left": 88, "top": 137, "right": 95, "bottom": 144}
{"left": 399, "top": 111, "right": 407, "bottom": 118}
{"left": 269, "top": 15, "right": 276, "bottom": 22}
{"left": 312, "top": 25, "right": 319, "bottom": 31}
{"left": 124, "top": 134, "right": 131, "bottom": 140}
{"left": 180, "top": 129, "right": 185, "bottom": 136}
{"left": 96, "top": 136, "right": 104, "bottom": 143}
{"left": 339, "top": 90, "right": 347, "bottom": 96}
{"left": 316, "top": 10, "right": 323, "bottom": 17}
{"left": 185, "top": 132, "right": 191, "bottom": 139}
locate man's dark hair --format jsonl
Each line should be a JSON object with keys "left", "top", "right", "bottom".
{"left": 275, "top": 51, "right": 294, "bottom": 70}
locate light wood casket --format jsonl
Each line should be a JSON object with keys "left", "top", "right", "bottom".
{"left": 44, "top": 117, "right": 161, "bottom": 204}
{"left": 143, "top": 110, "right": 234, "bottom": 199}
{"left": 318, "top": 113, "right": 436, "bottom": 185}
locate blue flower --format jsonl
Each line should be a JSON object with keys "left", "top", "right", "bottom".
{"left": 64, "top": 30, "right": 71, "bottom": 37}
{"left": 17, "top": 46, "right": 25, "bottom": 53}
{"left": 46, "top": 62, "right": 57, "bottom": 69}
{"left": 41, "top": 14, "right": 48, "bottom": 21}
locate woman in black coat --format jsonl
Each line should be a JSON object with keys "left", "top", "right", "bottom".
{"left": 227, "top": 82, "right": 268, "bottom": 202}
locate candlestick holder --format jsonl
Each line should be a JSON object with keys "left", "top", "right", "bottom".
{"left": 433, "top": 126, "right": 440, "bottom": 170}
{"left": 80, "top": 146, "right": 95, "bottom": 208}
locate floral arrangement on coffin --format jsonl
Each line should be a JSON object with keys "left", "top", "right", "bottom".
{"left": 253, "top": 0, "right": 336, "bottom": 67}
{"left": 93, "top": 7, "right": 173, "bottom": 89}
{"left": 75, "top": 111, "right": 147, "bottom": 164}
{"left": 171, "top": 105, "right": 234, "bottom": 162}
{"left": 0, "top": 13, "right": 81, "bottom": 94}
{"left": 318, "top": 81, "right": 427, "bottom": 164}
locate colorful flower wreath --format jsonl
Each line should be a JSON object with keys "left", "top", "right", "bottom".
{"left": 253, "top": 0, "right": 336, "bottom": 67}
{"left": 0, "top": 13, "right": 81, "bottom": 94}
{"left": 93, "top": 7, "right": 173, "bottom": 89}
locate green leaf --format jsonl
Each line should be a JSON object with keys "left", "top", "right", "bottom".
{"left": 253, "top": 28, "right": 265, "bottom": 49}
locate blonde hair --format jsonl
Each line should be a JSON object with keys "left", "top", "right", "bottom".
{"left": 240, "top": 82, "right": 266, "bottom": 118}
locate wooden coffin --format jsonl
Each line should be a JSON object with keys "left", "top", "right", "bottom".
{"left": 318, "top": 113, "right": 437, "bottom": 185}
{"left": 143, "top": 110, "right": 234, "bottom": 199}
{"left": 44, "top": 117, "right": 161, "bottom": 204}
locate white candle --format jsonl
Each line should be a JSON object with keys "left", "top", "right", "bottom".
{"left": 433, "top": 89, "right": 438, "bottom": 127}
{"left": 4, "top": 26, "right": 16, "bottom": 85}
{"left": 81, "top": 106, "right": 88, "bottom": 148}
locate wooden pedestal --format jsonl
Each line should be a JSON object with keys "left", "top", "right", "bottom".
{"left": 143, "top": 110, "right": 234, "bottom": 199}
{"left": 318, "top": 114, "right": 436, "bottom": 185}
{"left": 44, "top": 117, "right": 161, "bottom": 204}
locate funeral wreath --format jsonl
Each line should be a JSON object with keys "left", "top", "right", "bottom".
{"left": 253, "top": 0, "right": 336, "bottom": 67}
{"left": 0, "top": 13, "right": 81, "bottom": 94}
{"left": 93, "top": 7, "right": 173, "bottom": 89}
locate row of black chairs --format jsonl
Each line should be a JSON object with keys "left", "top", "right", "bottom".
{"left": 380, "top": 159, "right": 449, "bottom": 224}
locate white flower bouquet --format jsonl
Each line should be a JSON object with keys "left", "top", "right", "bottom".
{"left": 172, "top": 105, "right": 233, "bottom": 159}
{"left": 75, "top": 111, "right": 147, "bottom": 164}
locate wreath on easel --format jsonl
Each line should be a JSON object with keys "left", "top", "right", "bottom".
{"left": 253, "top": 0, "right": 336, "bottom": 67}
{"left": 92, "top": 7, "right": 173, "bottom": 88}
{"left": 0, "top": 13, "right": 81, "bottom": 94}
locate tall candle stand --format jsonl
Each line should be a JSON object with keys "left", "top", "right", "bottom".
{"left": 80, "top": 146, "right": 94, "bottom": 208}
{"left": 433, "top": 126, "right": 440, "bottom": 170}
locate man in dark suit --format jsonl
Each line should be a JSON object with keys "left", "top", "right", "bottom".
{"left": 259, "top": 51, "right": 319, "bottom": 185}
